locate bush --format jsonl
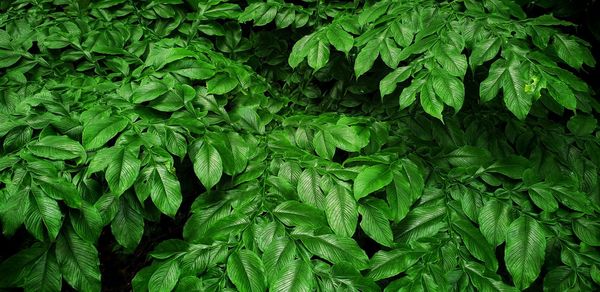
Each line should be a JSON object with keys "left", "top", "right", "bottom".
{"left": 0, "top": 0, "right": 599, "bottom": 291}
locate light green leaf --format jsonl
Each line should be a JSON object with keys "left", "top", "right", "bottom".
{"left": 297, "top": 168, "right": 325, "bottom": 207}
{"left": 553, "top": 34, "right": 595, "bottom": 69}
{"left": 82, "top": 117, "right": 128, "bottom": 150}
{"left": 353, "top": 164, "right": 393, "bottom": 200}
{"left": 111, "top": 195, "right": 144, "bottom": 250}
{"left": 354, "top": 39, "right": 380, "bottom": 78}
{"left": 147, "top": 164, "right": 183, "bottom": 217}
{"left": 289, "top": 34, "right": 317, "bottom": 68}
{"left": 207, "top": 74, "right": 238, "bottom": 95}
{"left": 359, "top": 199, "right": 393, "bottom": 247}
{"left": 271, "top": 259, "right": 313, "bottom": 292}
{"left": 312, "top": 130, "right": 336, "bottom": 160}
{"left": 295, "top": 233, "right": 368, "bottom": 270}
{"left": 379, "top": 66, "right": 411, "bottom": 98}
{"left": 29, "top": 136, "right": 86, "bottom": 161}
{"left": 327, "top": 125, "right": 370, "bottom": 152}
{"left": 453, "top": 219, "right": 498, "bottom": 271}
{"left": 432, "top": 71, "right": 464, "bottom": 112}
{"left": 227, "top": 250, "right": 267, "bottom": 292}
{"left": 149, "top": 260, "right": 181, "bottom": 292}
{"left": 480, "top": 59, "right": 507, "bottom": 102}
{"left": 505, "top": 216, "right": 546, "bottom": 290}
{"left": 368, "top": 248, "right": 423, "bottom": 281}
{"left": 105, "top": 146, "right": 140, "bottom": 196}
{"left": 379, "top": 38, "right": 401, "bottom": 68}
{"left": 573, "top": 218, "right": 600, "bottom": 246}
{"left": 420, "top": 81, "right": 444, "bottom": 121}
{"left": 478, "top": 199, "right": 512, "bottom": 246}
{"left": 502, "top": 59, "right": 532, "bottom": 120}
{"left": 326, "top": 25, "right": 353, "bottom": 54}
{"left": 26, "top": 187, "right": 62, "bottom": 241}
{"left": 470, "top": 37, "right": 502, "bottom": 67}
{"left": 55, "top": 228, "right": 101, "bottom": 292}
{"left": 262, "top": 236, "right": 297, "bottom": 284}
{"left": 273, "top": 201, "right": 327, "bottom": 229}
{"left": 307, "top": 40, "right": 329, "bottom": 71}
{"left": 325, "top": 183, "right": 358, "bottom": 237}
{"left": 192, "top": 141, "right": 223, "bottom": 190}
{"left": 433, "top": 44, "right": 467, "bottom": 77}
{"left": 25, "top": 250, "right": 62, "bottom": 292}
{"left": 132, "top": 80, "right": 169, "bottom": 103}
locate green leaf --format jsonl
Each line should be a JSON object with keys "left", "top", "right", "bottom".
{"left": 295, "top": 233, "right": 368, "bottom": 270}
{"left": 368, "top": 248, "right": 423, "bottom": 281}
{"left": 105, "top": 146, "right": 141, "bottom": 196}
{"left": 307, "top": 40, "right": 330, "bottom": 71}
{"left": 227, "top": 250, "right": 267, "bottom": 292}
{"left": 353, "top": 164, "right": 393, "bottom": 200}
{"left": 262, "top": 236, "right": 296, "bottom": 283}
{"left": 149, "top": 260, "right": 181, "bottom": 292}
{"left": 192, "top": 141, "right": 223, "bottom": 190}
{"left": 420, "top": 80, "right": 444, "bottom": 121}
{"left": 359, "top": 199, "right": 393, "bottom": 247}
{"left": 111, "top": 195, "right": 144, "bottom": 250}
{"left": 379, "top": 38, "right": 401, "bottom": 68}
{"left": 478, "top": 199, "right": 512, "bottom": 246}
{"left": 433, "top": 44, "right": 467, "bottom": 77}
{"left": 326, "top": 25, "right": 353, "bottom": 54}
{"left": 146, "top": 164, "right": 183, "bottom": 217}
{"left": 505, "top": 216, "right": 546, "bottom": 290}
{"left": 543, "top": 266, "right": 577, "bottom": 292}
{"left": 207, "top": 74, "right": 238, "bottom": 95}
{"left": 447, "top": 146, "right": 492, "bottom": 167}
{"left": 395, "top": 204, "right": 446, "bottom": 243}
{"left": 387, "top": 159, "right": 424, "bottom": 222}
{"left": 297, "top": 168, "right": 325, "bottom": 207}
{"left": 553, "top": 34, "right": 595, "bottom": 69}
{"left": 327, "top": 125, "right": 370, "bottom": 152}
{"left": 469, "top": 37, "right": 502, "bottom": 67}
{"left": 29, "top": 136, "right": 86, "bottom": 161}
{"left": 25, "top": 250, "right": 62, "bottom": 292}
{"left": 26, "top": 187, "right": 63, "bottom": 241}
{"left": 312, "top": 130, "right": 336, "bottom": 160}
{"left": 55, "top": 228, "right": 101, "bottom": 292}
{"left": 132, "top": 80, "right": 169, "bottom": 103}
{"left": 325, "top": 183, "right": 358, "bottom": 237}
{"left": 480, "top": 59, "right": 507, "bottom": 102}
{"left": 0, "top": 244, "right": 46, "bottom": 288}
{"left": 289, "top": 34, "right": 317, "bottom": 68}
{"left": 273, "top": 201, "right": 327, "bottom": 229}
{"left": 464, "top": 261, "right": 519, "bottom": 292}
{"left": 567, "top": 115, "right": 597, "bottom": 136}
{"left": 354, "top": 39, "right": 380, "bottom": 78}
{"left": 453, "top": 219, "right": 498, "bottom": 271}
{"left": 502, "top": 59, "right": 532, "bottom": 120}
{"left": 271, "top": 259, "right": 313, "bottom": 292}
{"left": 528, "top": 184, "right": 558, "bottom": 212}
{"left": 379, "top": 66, "right": 411, "bottom": 98}
{"left": 573, "top": 218, "right": 600, "bottom": 246}
{"left": 82, "top": 116, "right": 129, "bottom": 150}
{"left": 432, "top": 71, "right": 464, "bottom": 112}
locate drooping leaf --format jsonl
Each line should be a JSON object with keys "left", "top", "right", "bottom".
{"left": 227, "top": 250, "right": 267, "bottom": 292}
{"left": 505, "top": 216, "right": 546, "bottom": 290}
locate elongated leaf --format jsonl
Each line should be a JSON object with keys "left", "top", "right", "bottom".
{"left": 25, "top": 187, "right": 62, "bottom": 241}
{"left": 262, "top": 236, "right": 297, "bottom": 284}
{"left": 307, "top": 40, "right": 329, "bottom": 71}
{"left": 368, "top": 248, "right": 423, "bottom": 281}
{"left": 505, "top": 216, "right": 546, "bottom": 290}
{"left": 29, "top": 136, "right": 86, "bottom": 161}
{"left": 227, "top": 250, "right": 266, "bottom": 292}
{"left": 271, "top": 259, "right": 313, "bottom": 292}
{"left": 147, "top": 164, "right": 183, "bottom": 217}
{"left": 297, "top": 168, "right": 325, "bottom": 207}
{"left": 82, "top": 117, "right": 128, "bottom": 150}
{"left": 359, "top": 199, "right": 393, "bottom": 247}
{"left": 25, "top": 250, "right": 62, "bottom": 292}
{"left": 478, "top": 199, "right": 512, "bottom": 246}
{"left": 111, "top": 195, "right": 144, "bottom": 250}
{"left": 326, "top": 25, "right": 353, "bottom": 54}
{"left": 354, "top": 164, "right": 393, "bottom": 200}
{"left": 273, "top": 201, "right": 327, "bottom": 229}
{"left": 55, "top": 228, "right": 101, "bottom": 292}
{"left": 105, "top": 146, "right": 140, "bottom": 196}
{"left": 325, "top": 183, "right": 358, "bottom": 237}
{"left": 453, "top": 219, "right": 498, "bottom": 271}
{"left": 192, "top": 141, "right": 223, "bottom": 190}
{"left": 354, "top": 39, "right": 380, "bottom": 78}
{"left": 295, "top": 233, "right": 368, "bottom": 270}
{"left": 149, "top": 260, "right": 181, "bottom": 292}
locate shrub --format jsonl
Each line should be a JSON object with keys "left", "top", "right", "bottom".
{"left": 0, "top": 0, "right": 598, "bottom": 291}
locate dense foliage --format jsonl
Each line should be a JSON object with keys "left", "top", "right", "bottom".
{"left": 0, "top": 0, "right": 599, "bottom": 291}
